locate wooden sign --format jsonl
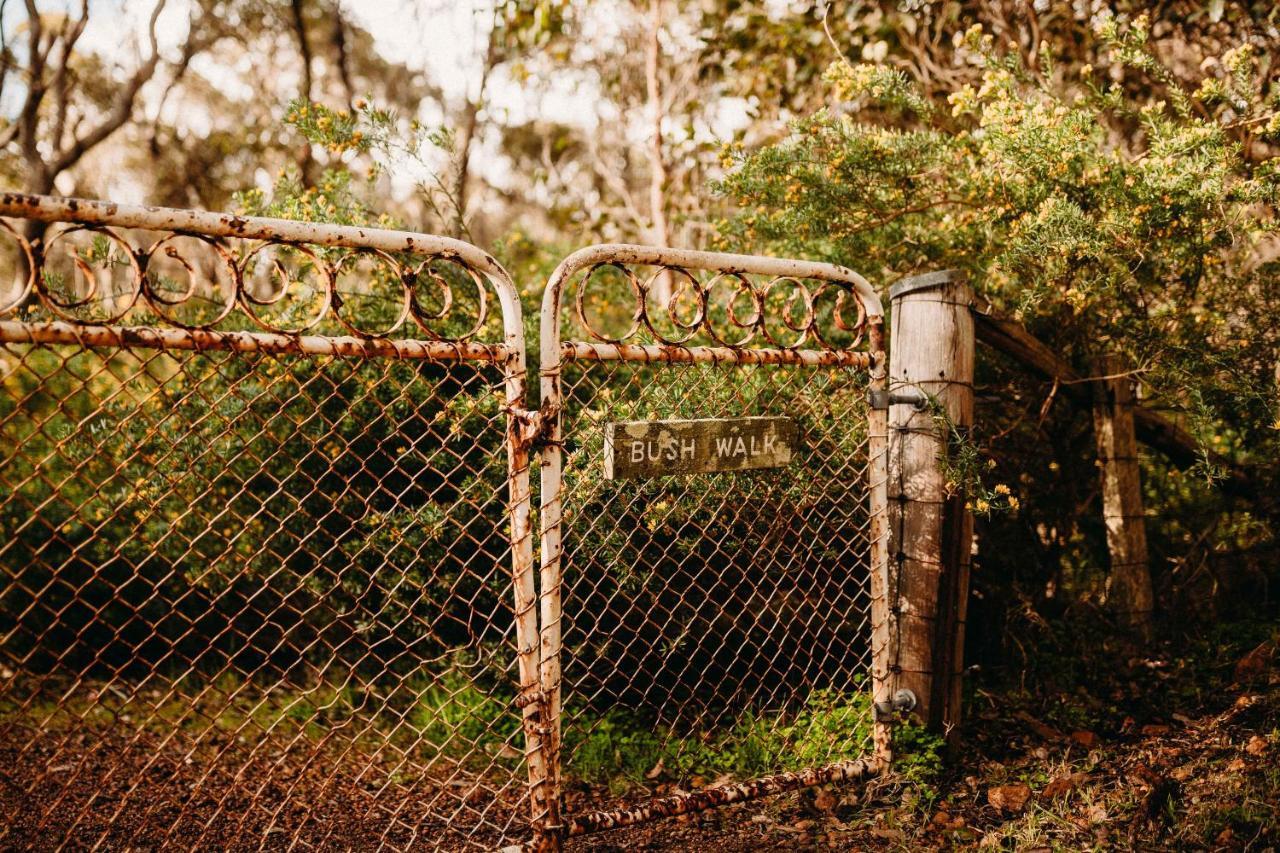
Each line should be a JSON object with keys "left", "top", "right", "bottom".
{"left": 603, "top": 417, "right": 798, "bottom": 480}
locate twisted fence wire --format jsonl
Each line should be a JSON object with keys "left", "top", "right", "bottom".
{"left": 555, "top": 358, "right": 875, "bottom": 772}
{"left": 0, "top": 216, "right": 889, "bottom": 850}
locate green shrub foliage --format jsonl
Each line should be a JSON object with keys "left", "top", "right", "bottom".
{"left": 717, "top": 16, "right": 1280, "bottom": 623}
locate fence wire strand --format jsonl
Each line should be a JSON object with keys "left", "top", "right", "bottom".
{"left": 555, "top": 358, "right": 875, "bottom": 773}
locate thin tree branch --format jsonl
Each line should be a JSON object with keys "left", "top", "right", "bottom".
{"left": 330, "top": 2, "right": 354, "bottom": 108}
{"left": 645, "top": 0, "right": 671, "bottom": 302}
{"left": 50, "top": 0, "right": 90, "bottom": 154}
{"left": 448, "top": 9, "right": 500, "bottom": 240}
{"left": 49, "top": 0, "right": 169, "bottom": 176}
{"left": 145, "top": 29, "right": 210, "bottom": 152}
{"left": 821, "top": 3, "right": 856, "bottom": 75}
{"left": 586, "top": 134, "right": 646, "bottom": 233}
{"left": 0, "top": 0, "right": 13, "bottom": 106}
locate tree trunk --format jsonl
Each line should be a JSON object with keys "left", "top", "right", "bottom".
{"left": 450, "top": 21, "right": 499, "bottom": 240}
{"left": 289, "top": 0, "right": 317, "bottom": 186}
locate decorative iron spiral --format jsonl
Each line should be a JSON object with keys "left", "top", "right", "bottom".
{"left": 571, "top": 262, "right": 868, "bottom": 351}
{"left": 0, "top": 221, "right": 493, "bottom": 342}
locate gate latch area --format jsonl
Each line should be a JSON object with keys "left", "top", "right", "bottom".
{"left": 507, "top": 402, "right": 560, "bottom": 452}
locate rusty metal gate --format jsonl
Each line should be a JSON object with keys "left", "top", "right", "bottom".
{"left": 0, "top": 194, "right": 547, "bottom": 850}
{"left": 0, "top": 196, "right": 890, "bottom": 851}
{"left": 534, "top": 246, "right": 890, "bottom": 845}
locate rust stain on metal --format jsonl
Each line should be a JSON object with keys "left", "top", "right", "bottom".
{"left": 0, "top": 192, "right": 556, "bottom": 851}
{"left": 0, "top": 192, "right": 536, "bottom": 353}
{"left": 566, "top": 759, "right": 877, "bottom": 836}
{"left": 561, "top": 340, "right": 872, "bottom": 367}
{"left": 0, "top": 320, "right": 513, "bottom": 362}
{"left": 0, "top": 198, "right": 893, "bottom": 850}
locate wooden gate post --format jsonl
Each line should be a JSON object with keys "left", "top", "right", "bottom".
{"left": 1091, "top": 354, "right": 1154, "bottom": 640}
{"left": 886, "top": 270, "right": 974, "bottom": 741}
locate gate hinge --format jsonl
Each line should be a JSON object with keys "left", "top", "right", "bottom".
{"left": 867, "top": 387, "right": 929, "bottom": 411}
{"left": 873, "top": 688, "right": 918, "bottom": 721}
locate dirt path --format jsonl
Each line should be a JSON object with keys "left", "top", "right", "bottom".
{"left": 0, "top": 722, "right": 526, "bottom": 850}
{"left": 3, "top": 640, "right": 1276, "bottom": 850}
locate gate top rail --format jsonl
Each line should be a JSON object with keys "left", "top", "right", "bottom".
{"left": 0, "top": 192, "right": 524, "bottom": 358}
{"left": 541, "top": 243, "right": 884, "bottom": 370}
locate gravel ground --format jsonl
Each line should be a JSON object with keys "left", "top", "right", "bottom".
{"left": 0, "top": 716, "right": 866, "bottom": 851}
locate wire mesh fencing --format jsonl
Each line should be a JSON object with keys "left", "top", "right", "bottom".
{"left": 0, "top": 197, "right": 892, "bottom": 852}
{"left": 537, "top": 247, "right": 890, "bottom": 842}
{"left": 0, "top": 195, "right": 541, "bottom": 851}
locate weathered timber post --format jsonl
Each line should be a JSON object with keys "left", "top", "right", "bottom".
{"left": 886, "top": 270, "right": 974, "bottom": 741}
{"left": 1091, "top": 354, "right": 1154, "bottom": 640}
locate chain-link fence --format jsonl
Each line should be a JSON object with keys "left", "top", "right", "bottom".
{"left": 537, "top": 247, "right": 889, "bottom": 842}
{"left": 1, "top": 198, "right": 890, "bottom": 851}
{"left": 0, "top": 195, "right": 541, "bottom": 851}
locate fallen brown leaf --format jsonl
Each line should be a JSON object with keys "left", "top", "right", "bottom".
{"left": 1234, "top": 641, "right": 1275, "bottom": 683}
{"left": 1042, "top": 771, "right": 1087, "bottom": 799}
{"left": 988, "top": 783, "right": 1032, "bottom": 813}
{"left": 812, "top": 787, "right": 838, "bottom": 813}
{"left": 1070, "top": 730, "right": 1099, "bottom": 749}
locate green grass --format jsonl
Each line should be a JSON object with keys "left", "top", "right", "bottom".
{"left": 410, "top": 668, "right": 522, "bottom": 761}
{"left": 563, "top": 688, "right": 876, "bottom": 793}
{"left": 4, "top": 668, "right": 891, "bottom": 792}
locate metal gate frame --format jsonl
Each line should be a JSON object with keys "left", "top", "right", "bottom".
{"left": 0, "top": 193, "right": 549, "bottom": 849}
{"left": 1, "top": 195, "right": 893, "bottom": 850}
{"left": 534, "top": 245, "right": 891, "bottom": 848}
